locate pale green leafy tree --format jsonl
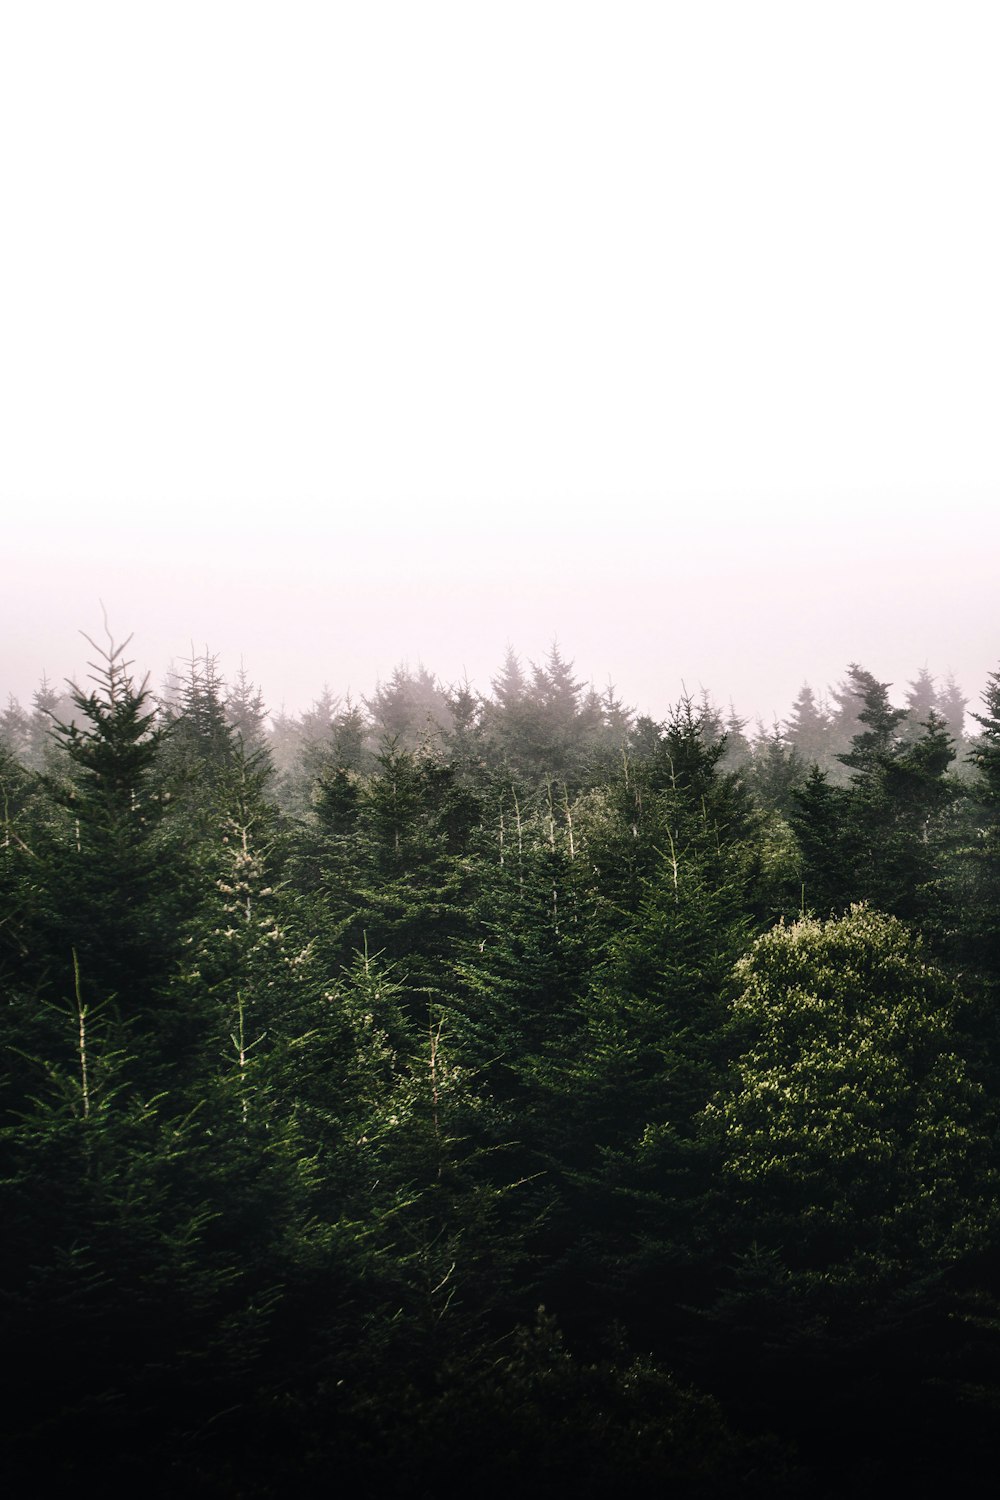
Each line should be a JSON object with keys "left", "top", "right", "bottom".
{"left": 703, "top": 906, "right": 995, "bottom": 1351}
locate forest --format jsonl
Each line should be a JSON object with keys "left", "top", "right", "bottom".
{"left": 2, "top": 632, "right": 999, "bottom": 1495}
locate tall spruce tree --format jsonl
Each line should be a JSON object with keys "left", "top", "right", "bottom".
{"left": 783, "top": 682, "right": 832, "bottom": 770}
{"left": 28, "top": 627, "right": 197, "bottom": 1092}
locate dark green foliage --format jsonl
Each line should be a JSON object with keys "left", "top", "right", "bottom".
{"left": 483, "top": 643, "right": 616, "bottom": 788}
{"left": 5, "top": 635, "right": 1000, "bottom": 1492}
{"left": 163, "top": 648, "right": 235, "bottom": 768}
{"left": 791, "top": 667, "right": 961, "bottom": 929}
{"left": 0, "top": 988, "right": 266, "bottom": 1487}
{"left": 271, "top": 1307, "right": 780, "bottom": 1500}
{"left": 453, "top": 801, "right": 593, "bottom": 1124}
{"left": 22, "top": 631, "right": 199, "bottom": 1092}
{"left": 790, "top": 766, "right": 850, "bottom": 913}
{"left": 749, "top": 722, "right": 806, "bottom": 817}
{"left": 953, "top": 667, "right": 1000, "bottom": 1069}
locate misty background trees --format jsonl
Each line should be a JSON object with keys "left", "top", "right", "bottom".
{"left": 2, "top": 631, "right": 998, "bottom": 1494}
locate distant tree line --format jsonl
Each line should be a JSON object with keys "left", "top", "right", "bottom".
{"left": 2, "top": 631, "right": 999, "bottom": 1494}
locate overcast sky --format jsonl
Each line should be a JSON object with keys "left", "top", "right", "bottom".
{"left": 2, "top": 1, "right": 998, "bottom": 725}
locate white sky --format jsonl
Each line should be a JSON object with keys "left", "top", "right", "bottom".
{"left": 2, "top": 1, "right": 998, "bottom": 725}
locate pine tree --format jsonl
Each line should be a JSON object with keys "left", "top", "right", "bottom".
{"left": 443, "top": 677, "right": 488, "bottom": 787}
{"left": 903, "top": 665, "right": 937, "bottom": 741}
{"left": 272, "top": 687, "right": 341, "bottom": 815}
{"left": 0, "top": 902, "right": 269, "bottom": 1487}
{"left": 0, "top": 695, "right": 30, "bottom": 761}
{"left": 835, "top": 663, "right": 907, "bottom": 777}
{"left": 306, "top": 739, "right": 477, "bottom": 1014}
{"left": 835, "top": 669, "right": 957, "bottom": 923}
{"left": 790, "top": 668, "right": 959, "bottom": 926}
{"left": 28, "top": 626, "right": 197, "bottom": 1092}
{"left": 452, "top": 805, "right": 592, "bottom": 1128}
{"left": 366, "top": 663, "right": 452, "bottom": 749}
{"left": 225, "top": 660, "right": 269, "bottom": 751}
{"left": 938, "top": 670, "right": 969, "bottom": 766}
{"left": 954, "top": 666, "right": 1000, "bottom": 1059}
{"left": 549, "top": 750, "right": 757, "bottom": 1342}
{"left": 790, "top": 765, "right": 851, "bottom": 914}
{"left": 783, "top": 682, "right": 832, "bottom": 771}
{"left": 749, "top": 721, "right": 805, "bottom": 818}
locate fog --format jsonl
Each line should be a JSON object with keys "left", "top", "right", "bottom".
{"left": 3, "top": 2, "right": 998, "bottom": 723}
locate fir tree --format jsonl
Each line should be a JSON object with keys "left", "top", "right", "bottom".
{"left": 783, "top": 682, "right": 832, "bottom": 771}
{"left": 225, "top": 660, "right": 269, "bottom": 750}
{"left": 28, "top": 626, "right": 197, "bottom": 1092}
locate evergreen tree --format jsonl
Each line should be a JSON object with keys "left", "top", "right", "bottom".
{"left": 452, "top": 800, "right": 592, "bottom": 1130}
{"left": 309, "top": 696, "right": 372, "bottom": 834}
{"left": 0, "top": 738, "right": 34, "bottom": 1013}
{"left": 26, "top": 627, "right": 197, "bottom": 1092}
{"left": 903, "top": 665, "right": 937, "bottom": 741}
{"left": 789, "top": 765, "right": 851, "bottom": 914}
{"left": 366, "top": 663, "right": 452, "bottom": 749}
{"left": 791, "top": 669, "right": 959, "bottom": 925}
{"left": 783, "top": 682, "right": 831, "bottom": 771}
{"left": 835, "top": 663, "right": 907, "bottom": 776}
{"left": 938, "top": 670, "right": 969, "bottom": 759}
{"left": 483, "top": 646, "right": 532, "bottom": 772}
{"left": 225, "top": 659, "right": 269, "bottom": 750}
{"left": 305, "top": 739, "right": 478, "bottom": 1013}
{"left": 954, "top": 666, "right": 1000, "bottom": 1056}
{"left": 0, "top": 995, "right": 267, "bottom": 1489}
{"left": 0, "top": 694, "right": 30, "bottom": 760}
{"left": 542, "top": 697, "right": 763, "bottom": 1342}
{"left": 443, "top": 676, "right": 489, "bottom": 787}
{"left": 749, "top": 721, "right": 806, "bottom": 818}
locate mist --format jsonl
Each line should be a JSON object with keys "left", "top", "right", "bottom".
{"left": 3, "top": 3, "right": 997, "bottom": 725}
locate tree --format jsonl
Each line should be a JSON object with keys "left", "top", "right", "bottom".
{"left": 954, "top": 666, "right": 1000, "bottom": 1057}
{"left": 903, "top": 665, "right": 937, "bottom": 742}
{"left": 225, "top": 660, "right": 269, "bottom": 751}
{"left": 789, "top": 765, "right": 851, "bottom": 915}
{"left": 303, "top": 738, "right": 478, "bottom": 1016}
{"left": 272, "top": 686, "right": 341, "bottom": 815}
{"left": 366, "top": 664, "right": 452, "bottom": 750}
{"left": 442, "top": 677, "right": 488, "bottom": 787}
{"left": 783, "top": 683, "right": 831, "bottom": 770}
{"left": 835, "top": 664, "right": 907, "bottom": 777}
{"left": 938, "top": 671, "right": 969, "bottom": 763}
{"left": 792, "top": 668, "right": 959, "bottom": 924}
{"left": 839, "top": 669, "right": 957, "bottom": 923}
{"left": 27, "top": 625, "right": 196, "bottom": 1092}
{"left": 0, "top": 695, "right": 30, "bottom": 761}
{"left": 719, "top": 704, "right": 753, "bottom": 775}
{"left": 748, "top": 721, "right": 805, "bottom": 819}
{"left": 157, "top": 649, "right": 242, "bottom": 840}
{"left": 700, "top": 906, "right": 995, "bottom": 1472}
{"left": 483, "top": 644, "right": 601, "bottom": 786}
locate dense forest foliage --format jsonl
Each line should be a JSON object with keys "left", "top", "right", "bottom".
{"left": 3, "top": 632, "right": 1000, "bottom": 1494}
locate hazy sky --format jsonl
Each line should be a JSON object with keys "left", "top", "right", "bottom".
{"left": 2, "top": 2, "right": 998, "bottom": 725}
